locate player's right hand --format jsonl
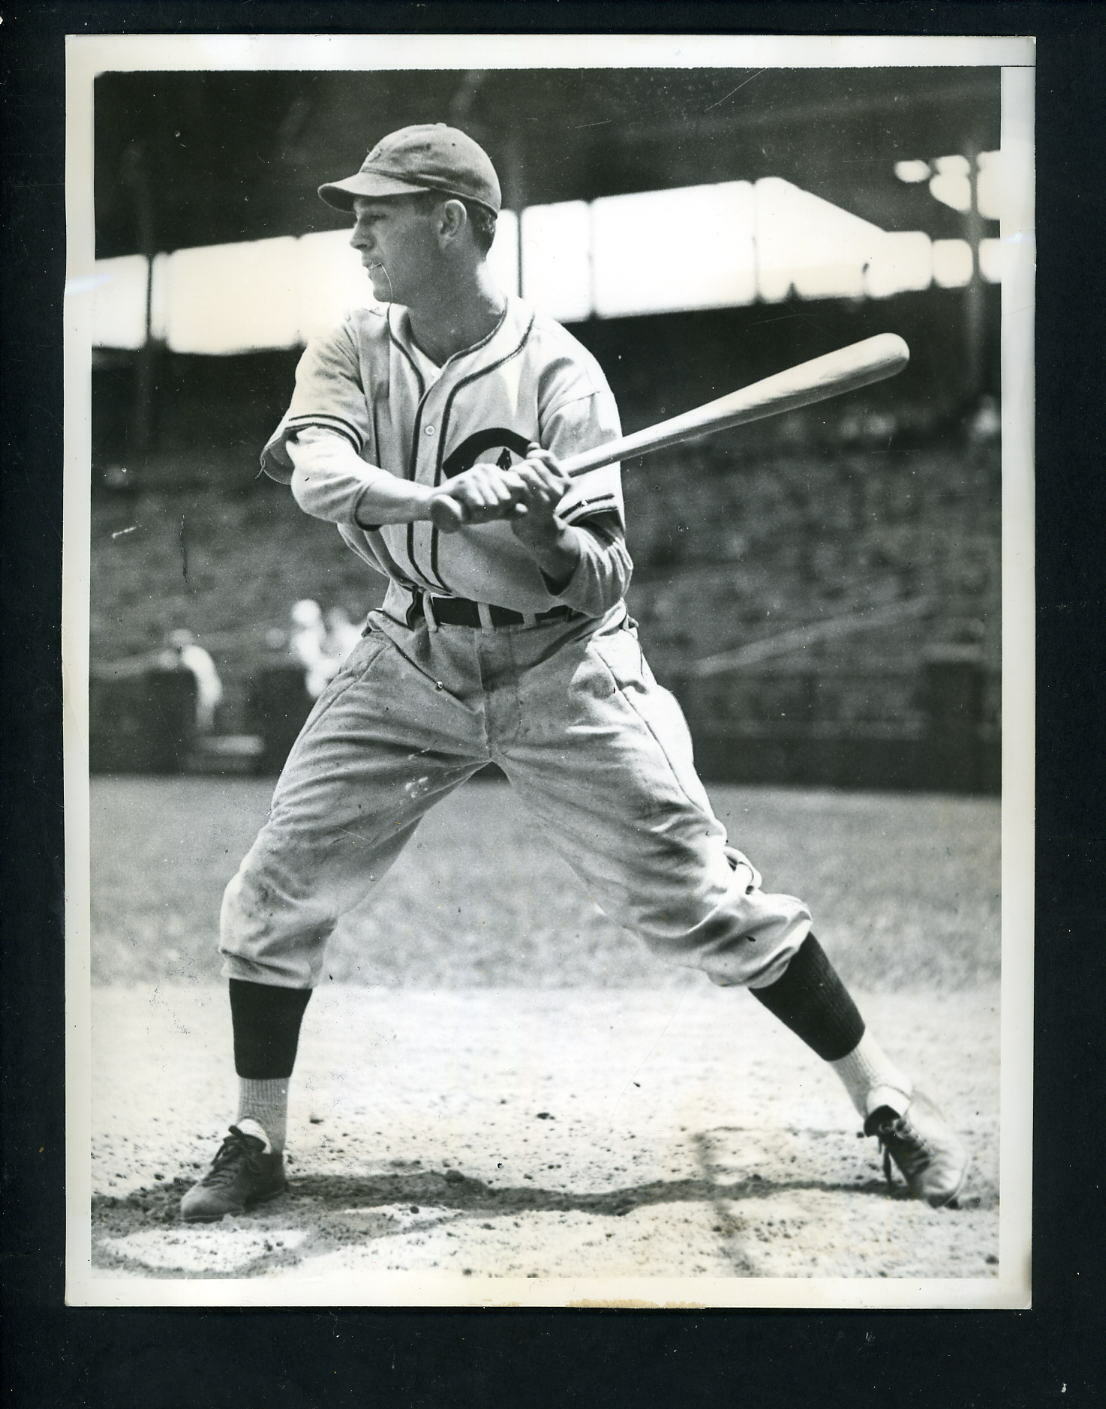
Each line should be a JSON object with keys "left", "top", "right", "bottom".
{"left": 432, "top": 463, "right": 527, "bottom": 526}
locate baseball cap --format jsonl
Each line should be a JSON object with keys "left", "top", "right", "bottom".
{"left": 318, "top": 124, "right": 501, "bottom": 214}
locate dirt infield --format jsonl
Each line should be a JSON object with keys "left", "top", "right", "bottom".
{"left": 82, "top": 982, "right": 1001, "bottom": 1302}
{"left": 75, "top": 780, "right": 1013, "bottom": 1305}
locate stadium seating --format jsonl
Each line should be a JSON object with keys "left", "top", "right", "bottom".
{"left": 89, "top": 426, "right": 999, "bottom": 790}
{"left": 89, "top": 289, "right": 1000, "bottom": 786}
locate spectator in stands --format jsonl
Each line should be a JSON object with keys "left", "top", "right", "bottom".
{"left": 158, "top": 628, "right": 223, "bottom": 733}
{"left": 288, "top": 598, "right": 335, "bottom": 699}
{"left": 323, "top": 605, "right": 364, "bottom": 666}
{"left": 968, "top": 394, "right": 1000, "bottom": 445}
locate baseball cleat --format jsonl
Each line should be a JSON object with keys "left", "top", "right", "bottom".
{"left": 180, "top": 1125, "right": 287, "bottom": 1223}
{"left": 863, "top": 1090, "right": 969, "bottom": 1207}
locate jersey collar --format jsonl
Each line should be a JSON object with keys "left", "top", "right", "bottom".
{"left": 386, "top": 296, "right": 529, "bottom": 375}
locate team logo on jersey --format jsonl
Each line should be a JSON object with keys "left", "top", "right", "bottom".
{"left": 441, "top": 429, "right": 532, "bottom": 479}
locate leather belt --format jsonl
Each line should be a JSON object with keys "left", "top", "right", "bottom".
{"left": 408, "top": 590, "right": 577, "bottom": 629}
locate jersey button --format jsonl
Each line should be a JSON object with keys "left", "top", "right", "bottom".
{"left": 424, "top": 425, "right": 436, "bottom": 436}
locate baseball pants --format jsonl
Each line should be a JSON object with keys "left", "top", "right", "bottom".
{"left": 219, "top": 592, "right": 812, "bottom": 990}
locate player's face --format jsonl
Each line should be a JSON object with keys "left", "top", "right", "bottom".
{"left": 349, "top": 195, "right": 440, "bottom": 305}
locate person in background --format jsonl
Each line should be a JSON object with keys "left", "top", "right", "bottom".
{"left": 323, "top": 605, "right": 365, "bottom": 666}
{"left": 158, "top": 628, "right": 223, "bottom": 733}
{"left": 968, "top": 393, "right": 1000, "bottom": 445}
{"left": 287, "top": 598, "right": 333, "bottom": 699}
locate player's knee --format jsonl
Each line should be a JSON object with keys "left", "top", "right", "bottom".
{"left": 632, "top": 887, "right": 812, "bottom": 982}
{"left": 220, "top": 854, "right": 333, "bottom": 945}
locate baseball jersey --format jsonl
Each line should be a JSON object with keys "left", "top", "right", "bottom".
{"left": 262, "top": 297, "right": 629, "bottom": 615}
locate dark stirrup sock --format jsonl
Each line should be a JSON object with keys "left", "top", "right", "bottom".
{"left": 749, "top": 933, "right": 865, "bottom": 1062}
{"left": 229, "top": 978, "right": 313, "bottom": 1078}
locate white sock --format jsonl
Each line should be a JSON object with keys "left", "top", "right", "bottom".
{"left": 829, "top": 1032, "right": 913, "bottom": 1120}
{"left": 235, "top": 1116, "right": 272, "bottom": 1152}
{"left": 236, "top": 1077, "right": 289, "bottom": 1152}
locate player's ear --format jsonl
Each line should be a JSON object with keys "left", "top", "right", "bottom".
{"left": 437, "top": 198, "right": 467, "bottom": 246}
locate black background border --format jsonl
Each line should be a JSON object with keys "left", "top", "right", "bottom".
{"left": 3, "top": 3, "right": 1103, "bottom": 1405}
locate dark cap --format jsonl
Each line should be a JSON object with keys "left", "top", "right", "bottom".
{"left": 318, "top": 124, "right": 501, "bottom": 214}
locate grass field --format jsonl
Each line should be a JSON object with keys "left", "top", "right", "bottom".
{"left": 89, "top": 777, "right": 1000, "bottom": 991}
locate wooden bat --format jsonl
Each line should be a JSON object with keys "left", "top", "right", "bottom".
{"left": 430, "top": 332, "right": 909, "bottom": 531}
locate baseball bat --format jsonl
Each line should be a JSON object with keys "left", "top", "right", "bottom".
{"left": 430, "top": 332, "right": 909, "bottom": 531}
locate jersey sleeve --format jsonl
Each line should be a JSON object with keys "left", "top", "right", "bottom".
{"left": 540, "top": 509, "right": 633, "bottom": 618}
{"left": 260, "top": 321, "right": 373, "bottom": 484}
{"left": 537, "top": 339, "right": 625, "bottom": 528}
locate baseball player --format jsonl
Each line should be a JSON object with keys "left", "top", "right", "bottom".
{"left": 180, "top": 125, "right": 968, "bottom": 1222}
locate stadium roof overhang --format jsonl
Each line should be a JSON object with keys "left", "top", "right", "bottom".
{"left": 95, "top": 67, "right": 1000, "bottom": 258}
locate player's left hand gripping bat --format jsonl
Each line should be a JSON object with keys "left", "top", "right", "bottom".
{"left": 430, "top": 332, "right": 909, "bottom": 532}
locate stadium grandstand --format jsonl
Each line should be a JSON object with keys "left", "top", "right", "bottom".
{"left": 86, "top": 67, "right": 1003, "bottom": 791}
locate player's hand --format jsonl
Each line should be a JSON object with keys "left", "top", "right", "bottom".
{"left": 723, "top": 844, "right": 763, "bottom": 894}
{"left": 429, "top": 462, "right": 527, "bottom": 531}
{"left": 509, "top": 444, "right": 571, "bottom": 546}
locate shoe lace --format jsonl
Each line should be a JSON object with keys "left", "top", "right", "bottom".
{"left": 862, "top": 1108, "right": 931, "bottom": 1189}
{"left": 879, "top": 1139, "right": 896, "bottom": 1189}
{"left": 201, "top": 1126, "right": 262, "bottom": 1187}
